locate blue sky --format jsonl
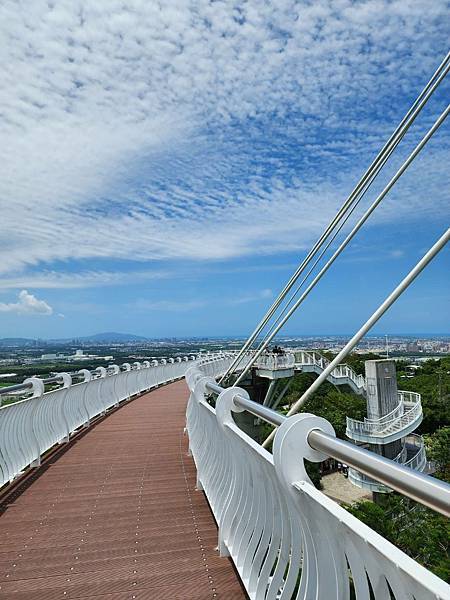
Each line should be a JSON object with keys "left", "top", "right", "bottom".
{"left": 0, "top": 1, "right": 449, "bottom": 338}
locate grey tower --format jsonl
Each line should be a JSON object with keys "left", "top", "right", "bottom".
{"left": 346, "top": 358, "right": 426, "bottom": 494}
{"left": 365, "top": 359, "right": 402, "bottom": 460}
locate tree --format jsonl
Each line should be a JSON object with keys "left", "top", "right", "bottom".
{"left": 423, "top": 427, "right": 450, "bottom": 482}
{"left": 346, "top": 495, "right": 450, "bottom": 581}
{"left": 398, "top": 357, "right": 450, "bottom": 433}
{"left": 280, "top": 373, "right": 366, "bottom": 439}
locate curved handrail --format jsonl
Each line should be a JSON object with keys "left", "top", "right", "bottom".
{"left": 186, "top": 367, "right": 450, "bottom": 598}
{"left": 348, "top": 434, "right": 427, "bottom": 493}
{"left": 254, "top": 353, "right": 295, "bottom": 370}
{"left": 0, "top": 353, "right": 235, "bottom": 488}
{"left": 346, "top": 392, "right": 422, "bottom": 438}
{"left": 293, "top": 349, "right": 366, "bottom": 392}
{"left": 403, "top": 434, "right": 427, "bottom": 470}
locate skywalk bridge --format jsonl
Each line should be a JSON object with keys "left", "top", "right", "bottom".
{"left": 2, "top": 48, "right": 449, "bottom": 600}
{"left": 230, "top": 349, "right": 428, "bottom": 486}
{"left": 0, "top": 353, "right": 449, "bottom": 599}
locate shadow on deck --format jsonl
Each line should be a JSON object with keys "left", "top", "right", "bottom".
{"left": 0, "top": 381, "right": 245, "bottom": 599}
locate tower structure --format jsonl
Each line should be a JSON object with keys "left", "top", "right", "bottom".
{"left": 346, "top": 359, "right": 426, "bottom": 493}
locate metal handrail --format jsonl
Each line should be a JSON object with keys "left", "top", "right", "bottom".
{"left": 0, "top": 358, "right": 196, "bottom": 398}
{"left": 205, "top": 381, "right": 450, "bottom": 518}
{"left": 254, "top": 353, "right": 295, "bottom": 370}
{"left": 364, "top": 400, "right": 404, "bottom": 423}
{"left": 403, "top": 434, "right": 427, "bottom": 470}
{"left": 0, "top": 374, "right": 76, "bottom": 396}
{"left": 346, "top": 393, "right": 422, "bottom": 436}
{"left": 294, "top": 350, "right": 366, "bottom": 390}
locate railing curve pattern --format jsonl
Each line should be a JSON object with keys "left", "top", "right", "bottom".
{"left": 254, "top": 353, "right": 296, "bottom": 371}
{"left": 293, "top": 350, "right": 366, "bottom": 395}
{"left": 0, "top": 353, "right": 234, "bottom": 488}
{"left": 346, "top": 392, "right": 422, "bottom": 441}
{"left": 185, "top": 365, "right": 449, "bottom": 600}
{"left": 349, "top": 434, "right": 427, "bottom": 493}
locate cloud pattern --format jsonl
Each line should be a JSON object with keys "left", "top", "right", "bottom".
{"left": 0, "top": 0, "right": 449, "bottom": 288}
{"left": 0, "top": 290, "right": 53, "bottom": 315}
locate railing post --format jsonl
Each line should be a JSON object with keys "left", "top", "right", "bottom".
{"left": 58, "top": 373, "right": 72, "bottom": 443}
{"left": 142, "top": 361, "right": 151, "bottom": 392}
{"left": 24, "top": 377, "right": 45, "bottom": 467}
{"left": 150, "top": 360, "right": 158, "bottom": 389}
{"left": 78, "top": 369, "right": 92, "bottom": 426}
{"left": 95, "top": 366, "right": 108, "bottom": 414}
{"left": 110, "top": 364, "right": 121, "bottom": 406}
{"left": 272, "top": 413, "right": 341, "bottom": 598}
{"left": 122, "top": 363, "right": 132, "bottom": 399}
{"left": 215, "top": 386, "right": 248, "bottom": 558}
{"left": 160, "top": 359, "right": 167, "bottom": 385}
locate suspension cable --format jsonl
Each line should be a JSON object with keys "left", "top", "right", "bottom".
{"left": 234, "top": 103, "right": 450, "bottom": 386}
{"left": 261, "top": 228, "right": 450, "bottom": 448}
{"left": 220, "top": 52, "right": 450, "bottom": 384}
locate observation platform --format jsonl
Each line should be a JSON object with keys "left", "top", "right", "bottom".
{"left": 0, "top": 381, "right": 245, "bottom": 599}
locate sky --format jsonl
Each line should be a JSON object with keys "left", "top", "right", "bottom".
{"left": 0, "top": 0, "right": 449, "bottom": 339}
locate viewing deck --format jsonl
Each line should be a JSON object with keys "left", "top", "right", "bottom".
{"left": 0, "top": 354, "right": 448, "bottom": 600}
{"left": 0, "top": 381, "right": 245, "bottom": 599}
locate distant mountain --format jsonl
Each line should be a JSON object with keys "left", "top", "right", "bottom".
{"left": 77, "top": 332, "right": 149, "bottom": 342}
{"left": 0, "top": 337, "right": 36, "bottom": 346}
{"left": 0, "top": 332, "right": 149, "bottom": 346}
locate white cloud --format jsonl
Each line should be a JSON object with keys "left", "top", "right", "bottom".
{"left": 225, "top": 289, "right": 274, "bottom": 306}
{"left": 133, "top": 288, "right": 274, "bottom": 311}
{"left": 0, "top": 268, "right": 170, "bottom": 290}
{"left": 0, "top": 290, "right": 53, "bottom": 315}
{"left": 390, "top": 249, "right": 405, "bottom": 259}
{"left": 134, "top": 299, "right": 206, "bottom": 312}
{"left": 0, "top": 0, "right": 448, "bottom": 280}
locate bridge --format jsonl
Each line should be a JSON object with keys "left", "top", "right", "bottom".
{"left": 0, "top": 356, "right": 246, "bottom": 599}
{"left": 0, "top": 354, "right": 449, "bottom": 599}
{"left": 1, "top": 53, "right": 450, "bottom": 600}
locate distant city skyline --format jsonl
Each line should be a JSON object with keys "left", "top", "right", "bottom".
{"left": 0, "top": 332, "right": 449, "bottom": 343}
{"left": 0, "top": 2, "right": 449, "bottom": 339}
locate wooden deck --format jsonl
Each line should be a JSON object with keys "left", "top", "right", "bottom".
{"left": 0, "top": 381, "right": 245, "bottom": 599}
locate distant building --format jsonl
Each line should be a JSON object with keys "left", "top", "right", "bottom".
{"left": 406, "top": 341, "right": 420, "bottom": 352}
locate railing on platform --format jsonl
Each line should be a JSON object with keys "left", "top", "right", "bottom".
{"left": 0, "top": 353, "right": 235, "bottom": 488}
{"left": 346, "top": 392, "right": 422, "bottom": 440}
{"left": 293, "top": 350, "right": 366, "bottom": 393}
{"left": 186, "top": 362, "right": 450, "bottom": 600}
{"left": 254, "top": 353, "right": 295, "bottom": 371}
{"left": 348, "top": 434, "right": 428, "bottom": 493}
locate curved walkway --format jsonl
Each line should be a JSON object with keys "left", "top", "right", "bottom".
{"left": 0, "top": 381, "right": 245, "bottom": 599}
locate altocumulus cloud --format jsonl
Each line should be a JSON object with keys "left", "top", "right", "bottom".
{"left": 0, "top": 291, "right": 53, "bottom": 316}
{"left": 0, "top": 0, "right": 448, "bottom": 286}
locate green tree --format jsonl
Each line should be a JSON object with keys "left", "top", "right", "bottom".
{"left": 347, "top": 495, "right": 450, "bottom": 581}
{"left": 398, "top": 357, "right": 450, "bottom": 433}
{"left": 424, "top": 427, "right": 450, "bottom": 482}
{"left": 280, "top": 372, "right": 366, "bottom": 439}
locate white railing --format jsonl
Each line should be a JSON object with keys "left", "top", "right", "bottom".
{"left": 254, "top": 352, "right": 295, "bottom": 371}
{"left": 294, "top": 350, "right": 366, "bottom": 393}
{"left": 346, "top": 393, "right": 422, "bottom": 440}
{"left": 185, "top": 366, "right": 449, "bottom": 599}
{"left": 403, "top": 433, "right": 427, "bottom": 470}
{"left": 348, "top": 469, "right": 395, "bottom": 493}
{"left": 390, "top": 434, "right": 426, "bottom": 469}
{"left": 0, "top": 353, "right": 234, "bottom": 488}
{"left": 398, "top": 389, "right": 422, "bottom": 405}
{"left": 349, "top": 434, "right": 427, "bottom": 493}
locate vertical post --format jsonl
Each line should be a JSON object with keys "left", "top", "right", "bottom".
{"left": 24, "top": 377, "right": 45, "bottom": 467}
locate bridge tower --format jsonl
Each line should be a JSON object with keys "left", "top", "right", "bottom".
{"left": 365, "top": 360, "right": 402, "bottom": 460}
{"left": 346, "top": 359, "right": 427, "bottom": 494}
